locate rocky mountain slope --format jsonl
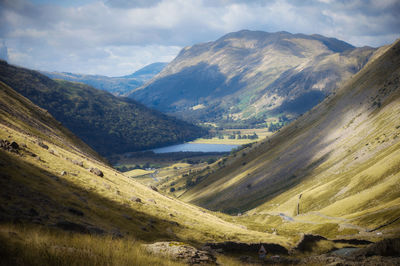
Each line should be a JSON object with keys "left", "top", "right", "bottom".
{"left": 128, "top": 30, "right": 376, "bottom": 127}
{"left": 179, "top": 39, "right": 400, "bottom": 238}
{"left": 0, "top": 60, "right": 205, "bottom": 156}
{"left": 43, "top": 62, "right": 167, "bottom": 96}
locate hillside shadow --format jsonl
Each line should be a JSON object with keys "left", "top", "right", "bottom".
{"left": 0, "top": 150, "right": 188, "bottom": 244}
{"left": 132, "top": 62, "right": 233, "bottom": 112}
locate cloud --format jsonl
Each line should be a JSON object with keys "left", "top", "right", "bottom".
{"left": 105, "top": 0, "right": 162, "bottom": 8}
{"left": 0, "top": 0, "right": 399, "bottom": 76}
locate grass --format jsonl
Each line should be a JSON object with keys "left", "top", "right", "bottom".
{"left": 0, "top": 224, "right": 185, "bottom": 266}
{"left": 124, "top": 169, "right": 155, "bottom": 177}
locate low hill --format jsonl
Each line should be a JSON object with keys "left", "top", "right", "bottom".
{"left": 0, "top": 76, "right": 288, "bottom": 264}
{"left": 0, "top": 60, "right": 205, "bottom": 156}
{"left": 179, "top": 39, "right": 400, "bottom": 237}
{"left": 43, "top": 62, "right": 167, "bottom": 96}
{"left": 128, "top": 30, "right": 376, "bottom": 127}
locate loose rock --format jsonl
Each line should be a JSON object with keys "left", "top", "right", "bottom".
{"left": 90, "top": 167, "right": 103, "bottom": 177}
{"left": 37, "top": 140, "right": 49, "bottom": 150}
{"left": 130, "top": 196, "right": 142, "bottom": 203}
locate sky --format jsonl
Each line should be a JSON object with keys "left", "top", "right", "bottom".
{"left": 0, "top": 0, "right": 399, "bottom": 76}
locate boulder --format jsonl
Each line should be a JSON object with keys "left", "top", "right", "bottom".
{"left": 130, "top": 196, "right": 142, "bottom": 203}
{"left": 90, "top": 167, "right": 103, "bottom": 177}
{"left": 10, "top": 141, "right": 19, "bottom": 150}
{"left": 150, "top": 185, "right": 158, "bottom": 192}
{"left": 144, "top": 242, "right": 217, "bottom": 264}
{"left": 37, "top": 140, "right": 49, "bottom": 150}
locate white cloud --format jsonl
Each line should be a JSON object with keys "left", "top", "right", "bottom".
{"left": 0, "top": 0, "right": 399, "bottom": 76}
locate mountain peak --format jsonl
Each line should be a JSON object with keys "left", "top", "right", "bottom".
{"left": 216, "top": 30, "right": 354, "bottom": 53}
{"left": 128, "top": 30, "right": 374, "bottom": 127}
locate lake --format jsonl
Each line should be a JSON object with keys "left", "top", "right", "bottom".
{"left": 152, "top": 143, "right": 239, "bottom": 153}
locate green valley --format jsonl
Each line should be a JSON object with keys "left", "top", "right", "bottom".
{"left": 0, "top": 60, "right": 206, "bottom": 156}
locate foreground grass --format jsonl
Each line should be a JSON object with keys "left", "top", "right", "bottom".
{"left": 0, "top": 224, "right": 184, "bottom": 266}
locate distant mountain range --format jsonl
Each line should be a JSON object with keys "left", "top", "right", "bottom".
{"left": 42, "top": 62, "right": 167, "bottom": 96}
{"left": 127, "top": 30, "right": 376, "bottom": 128}
{"left": 0, "top": 60, "right": 205, "bottom": 156}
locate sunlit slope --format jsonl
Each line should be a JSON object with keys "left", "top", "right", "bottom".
{"left": 0, "top": 81, "right": 288, "bottom": 246}
{"left": 182, "top": 39, "right": 400, "bottom": 231}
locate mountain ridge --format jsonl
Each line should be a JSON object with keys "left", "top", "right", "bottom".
{"left": 128, "top": 30, "right": 376, "bottom": 127}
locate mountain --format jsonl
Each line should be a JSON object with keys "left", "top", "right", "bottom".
{"left": 0, "top": 60, "right": 205, "bottom": 156}
{"left": 0, "top": 77, "right": 288, "bottom": 265}
{"left": 120, "top": 62, "right": 168, "bottom": 81}
{"left": 178, "top": 39, "right": 400, "bottom": 236}
{"left": 127, "top": 30, "right": 376, "bottom": 127}
{"left": 42, "top": 62, "right": 167, "bottom": 96}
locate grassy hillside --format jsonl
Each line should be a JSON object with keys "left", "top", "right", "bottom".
{"left": 179, "top": 39, "right": 400, "bottom": 238}
{"left": 0, "top": 60, "right": 206, "bottom": 156}
{"left": 0, "top": 80, "right": 291, "bottom": 264}
{"left": 43, "top": 62, "right": 167, "bottom": 96}
{"left": 128, "top": 30, "right": 376, "bottom": 128}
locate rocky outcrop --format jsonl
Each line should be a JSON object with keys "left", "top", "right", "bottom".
{"left": 0, "top": 139, "right": 20, "bottom": 153}
{"left": 90, "top": 167, "right": 103, "bottom": 177}
{"left": 144, "top": 242, "right": 216, "bottom": 265}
